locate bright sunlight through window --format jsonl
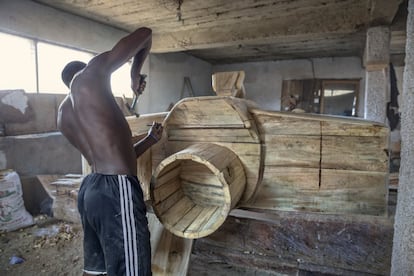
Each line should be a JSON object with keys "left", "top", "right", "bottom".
{"left": 37, "top": 42, "right": 93, "bottom": 94}
{"left": 0, "top": 32, "right": 132, "bottom": 98}
{"left": 0, "top": 32, "right": 37, "bottom": 92}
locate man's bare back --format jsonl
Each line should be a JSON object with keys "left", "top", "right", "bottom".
{"left": 58, "top": 62, "right": 137, "bottom": 175}
{"left": 57, "top": 27, "right": 159, "bottom": 176}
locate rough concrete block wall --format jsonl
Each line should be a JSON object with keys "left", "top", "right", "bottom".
{"left": 0, "top": 91, "right": 81, "bottom": 176}
{"left": 3, "top": 92, "right": 66, "bottom": 136}
{"left": 391, "top": 0, "right": 414, "bottom": 274}
{"left": 0, "top": 133, "right": 81, "bottom": 175}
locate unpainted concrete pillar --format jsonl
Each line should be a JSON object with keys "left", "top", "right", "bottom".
{"left": 391, "top": 0, "right": 414, "bottom": 275}
{"left": 363, "top": 26, "right": 390, "bottom": 123}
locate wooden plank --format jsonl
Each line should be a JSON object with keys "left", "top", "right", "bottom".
{"left": 163, "top": 233, "right": 193, "bottom": 276}
{"left": 252, "top": 111, "right": 321, "bottom": 136}
{"left": 174, "top": 143, "right": 220, "bottom": 164}
{"left": 179, "top": 170, "right": 222, "bottom": 187}
{"left": 198, "top": 206, "right": 226, "bottom": 236}
{"left": 168, "top": 141, "right": 260, "bottom": 173}
{"left": 137, "top": 146, "right": 152, "bottom": 201}
{"left": 151, "top": 221, "right": 172, "bottom": 274}
{"left": 207, "top": 153, "right": 238, "bottom": 175}
{"left": 166, "top": 97, "right": 248, "bottom": 127}
{"left": 322, "top": 135, "right": 388, "bottom": 171}
{"left": 320, "top": 169, "right": 387, "bottom": 215}
{"left": 245, "top": 166, "right": 387, "bottom": 215}
{"left": 246, "top": 167, "right": 319, "bottom": 211}
{"left": 167, "top": 128, "right": 257, "bottom": 143}
{"left": 262, "top": 132, "right": 388, "bottom": 171}
{"left": 321, "top": 169, "right": 387, "bottom": 191}
{"left": 179, "top": 160, "right": 214, "bottom": 173}
{"left": 321, "top": 117, "right": 389, "bottom": 137}
{"left": 148, "top": 213, "right": 193, "bottom": 276}
{"left": 154, "top": 188, "right": 185, "bottom": 216}
{"left": 156, "top": 161, "right": 182, "bottom": 178}
{"left": 252, "top": 109, "right": 389, "bottom": 137}
{"left": 245, "top": 192, "right": 386, "bottom": 215}
{"left": 189, "top": 210, "right": 392, "bottom": 275}
{"left": 261, "top": 166, "right": 320, "bottom": 190}
{"left": 162, "top": 196, "right": 196, "bottom": 229}
{"left": 173, "top": 205, "right": 204, "bottom": 233}
{"left": 184, "top": 206, "right": 220, "bottom": 238}
{"left": 152, "top": 179, "right": 181, "bottom": 204}
{"left": 212, "top": 71, "right": 239, "bottom": 93}
{"left": 182, "top": 180, "right": 225, "bottom": 206}
{"left": 156, "top": 164, "right": 181, "bottom": 186}
{"left": 126, "top": 112, "right": 168, "bottom": 136}
{"left": 228, "top": 170, "right": 247, "bottom": 207}
{"left": 264, "top": 135, "right": 320, "bottom": 167}
{"left": 164, "top": 143, "right": 239, "bottom": 178}
{"left": 151, "top": 138, "right": 168, "bottom": 172}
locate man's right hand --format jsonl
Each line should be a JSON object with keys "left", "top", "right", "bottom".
{"left": 131, "top": 74, "right": 147, "bottom": 95}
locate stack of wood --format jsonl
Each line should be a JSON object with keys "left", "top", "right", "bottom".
{"left": 37, "top": 174, "right": 82, "bottom": 223}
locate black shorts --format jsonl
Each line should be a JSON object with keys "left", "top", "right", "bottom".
{"left": 78, "top": 173, "right": 151, "bottom": 275}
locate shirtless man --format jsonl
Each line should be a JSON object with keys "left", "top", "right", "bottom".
{"left": 57, "top": 27, "right": 161, "bottom": 276}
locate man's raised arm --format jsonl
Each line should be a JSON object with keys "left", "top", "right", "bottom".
{"left": 100, "top": 27, "right": 152, "bottom": 74}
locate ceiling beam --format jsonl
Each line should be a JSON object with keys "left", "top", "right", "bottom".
{"left": 151, "top": 0, "right": 401, "bottom": 53}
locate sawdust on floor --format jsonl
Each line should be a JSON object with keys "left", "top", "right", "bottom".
{"left": 0, "top": 216, "right": 83, "bottom": 276}
{"left": 0, "top": 216, "right": 278, "bottom": 276}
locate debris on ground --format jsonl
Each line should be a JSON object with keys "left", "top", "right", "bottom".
{"left": 0, "top": 215, "right": 83, "bottom": 276}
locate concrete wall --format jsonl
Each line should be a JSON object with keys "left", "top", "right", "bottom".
{"left": 0, "top": 90, "right": 82, "bottom": 176}
{"left": 137, "top": 53, "right": 214, "bottom": 114}
{"left": 213, "top": 57, "right": 365, "bottom": 113}
{"left": 0, "top": 0, "right": 127, "bottom": 53}
{"left": 0, "top": 133, "right": 81, "bottom": 176}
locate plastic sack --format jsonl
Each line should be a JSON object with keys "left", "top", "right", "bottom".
{"left": 0, "top": 170, "right": 34, "bottom": 232}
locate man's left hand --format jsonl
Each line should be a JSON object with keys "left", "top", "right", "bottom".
{"left": 148, "top": 122, "right": 163, "bottom": 142}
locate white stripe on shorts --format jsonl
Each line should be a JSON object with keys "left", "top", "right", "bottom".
{"left": 83, "top": 269, "right": 107, "bottom": 275}
{"left": 119, "top": 175, "right": 138, "bottom": 276}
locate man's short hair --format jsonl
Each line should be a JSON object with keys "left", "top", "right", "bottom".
{"left": 61, "top": 61, "right": 86, "bottom": 88}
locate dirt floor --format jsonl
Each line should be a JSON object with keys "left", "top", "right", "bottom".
{"left": 0, "top": 215, "right": 275, "bottom": 276}
{"left": 0, "top": 216, "right": 83, "bottom": 276}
